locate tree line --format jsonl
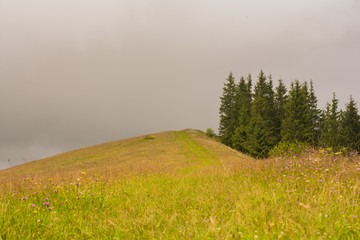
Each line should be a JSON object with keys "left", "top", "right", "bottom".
{"left": 218, "top": 70, "right": 360, "bottom": 158}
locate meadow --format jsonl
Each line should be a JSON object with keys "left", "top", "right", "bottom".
{"left": 1, "top": 129, "right": 359, "bottom": 239}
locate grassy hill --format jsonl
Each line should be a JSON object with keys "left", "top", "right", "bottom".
{"left": 1, "top": 129, "right": 359, "bottom": 239}
{"left": 0, "top": 129, "right": 251, "bottom": 181}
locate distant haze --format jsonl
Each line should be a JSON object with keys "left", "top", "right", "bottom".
{"left": 1, "top": 0, "right": 360, "bottom": 170}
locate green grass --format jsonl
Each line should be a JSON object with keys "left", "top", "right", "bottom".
{"left": 1, "top": 129, "right": 360, "bottom": 239}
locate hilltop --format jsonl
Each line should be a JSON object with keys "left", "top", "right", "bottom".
{"left": 0, "top": 129, "right": 252, "bottom": 182}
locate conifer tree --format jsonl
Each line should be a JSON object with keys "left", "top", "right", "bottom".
{"left": 320, "top": 93, "right": 342, "bottom": 149}
{"left": 230, "top": 76, "right": 246, "bottom": 132}
{"left": 281, "top": 80, "right": 313, "bottom": 143}
{"left": 219, "top": 72, "right": 236, "bottom": 146}
{"left": 232, "top": 74, "right": 252, "bottom": 153}
{"left": 341, "top": 95, "right": 360, "bottom": 151}
{"left": 308, "top": 80, "right": 322, "bottom": 144}
{"left": 245, "top": 70, "right": 276, "bottom": 158}
{"left": 274, "top": 79, "right": 288, "bottom": 142}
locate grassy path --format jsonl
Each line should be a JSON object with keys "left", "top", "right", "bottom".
{"left": 174, "top": 131, "right": 220, "bottom": 174}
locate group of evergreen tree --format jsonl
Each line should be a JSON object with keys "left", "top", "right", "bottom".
{"left": 219, "top": 70, "right": 360, "bottom": 158}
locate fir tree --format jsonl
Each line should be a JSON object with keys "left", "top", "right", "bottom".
{"left": 341, "top": 95, "right": 360, "bottom": 151}
{"left": 219, "top": 72, "right": 236, "bottom": 146}
{"left": 232, "top": 74, "right": 252, "bottom": 153}
{"left": 274, "top": 79, "right": 288, "bottom": 142}
{"left": 281, "top": 80, "right": 313, "bottom": 143}
{"left": 308, "top": 80, "right": 321, "bottom": 144}
{"left": 320, "top": 93, "right": 342, "bottom": 149}
{"left": 245, "top": 70, "right": 276, "bottom": 158}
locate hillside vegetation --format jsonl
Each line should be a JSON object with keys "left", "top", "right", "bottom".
{"left": 0, "top": 129, "right": 250, "bottom": 181}
{"left": 1, "top": 129, "right": 360, "bottom": 239}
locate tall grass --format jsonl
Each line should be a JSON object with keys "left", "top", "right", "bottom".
{"left": 1, "top": 130, "right": 359, "bottom": 239}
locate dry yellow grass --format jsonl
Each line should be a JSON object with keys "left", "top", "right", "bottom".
{"left": 1, "top": 129, "right": 359, "bottom": 239}
{"left": 0, "top": 129, "right": 252, "bottom": 184}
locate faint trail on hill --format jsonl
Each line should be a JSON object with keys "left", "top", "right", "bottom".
{"left": 174, "top": 131, "right": 220, "bottom": 174}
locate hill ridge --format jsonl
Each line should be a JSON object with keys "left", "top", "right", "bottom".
{"left": 0, "top": 129, "right": 252, "bottom": 181}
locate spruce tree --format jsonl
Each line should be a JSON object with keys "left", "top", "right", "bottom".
{"left": 231, "top": 76, "right": 246, "bottom": 133}
{"left": 219, "top": 72, "right": 236, "bottom": 146}
{"left": 281, "top": 80, "right": 313, "bottom": 143}
{"left": 320, "top": 93, "right": 342, "bottom": 149}
{"left": 308, "top": 80, "right": 321, "bottom": 144}
{"left": 232, "top": 74, "right": 252, "bottom": 153}
{"left": 245, "top": 70, "right": 276, "bottom": 158}
{"left": 341, "top": 95, "right": 360, "bottom": 151}
{"left": 274, "top": 79, "right": 288, "bottom": 143}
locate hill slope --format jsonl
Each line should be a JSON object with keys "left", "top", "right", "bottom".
{"left": 1, "top": 129, "right": 360, "bottom": 239}
{"left": 0, "top": 129, "right": 252, "bottom": 181}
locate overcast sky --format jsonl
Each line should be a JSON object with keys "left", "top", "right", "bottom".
{"left": 1, "top": 0, "right": 360, "bottom": 170}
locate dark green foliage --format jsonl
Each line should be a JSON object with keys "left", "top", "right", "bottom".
{"left": 274, "top": 79, "right": 288, "bottom": 142}
{"left": 320, "top": 93, "right": 343, "bottom": 149}
{"left": 308, "top": 81, "right": 322, "bottom": 144}
{"left": 219, "top": 72, "right": 236, "bottom": 146}
{"left": 341, "top": 96, "right": 360, "bottom": 151}
{"left": 281, "top": 80, "right": 313, "bottom": 143}
{"left": 205, "top": 128, "right": 218, "bottom": 139}
{"left": 218, "top": 71, "right": 357, "bottom": 158}
{"left": 244, "top": 71, "right": 277, "bottom": 158}
{"left": 231, "top": 74, "right": 252, "bottom": 153}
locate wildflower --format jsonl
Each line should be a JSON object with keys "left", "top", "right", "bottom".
{"left": 43, "top": 202, "right": 50, "bottom": 206}
{"left": 353, "top": 215, "right": 358, "bottom": 218}
{"left": 33, "top": 211, "right": 37, "bottom": 214}
{"left": 48, "top": 207, "right": 53, "bottom": 210}
{"left": 32, "top": 204, "right": 36, "bottom": 207}
{"left": 21, "top": 197, "right": 28, "bottom": 200}
{"left": 44, "top": 198, "right": 48, "bottom": 201}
